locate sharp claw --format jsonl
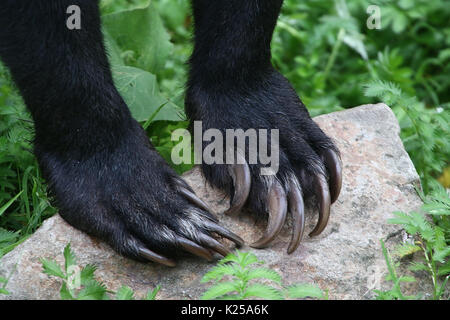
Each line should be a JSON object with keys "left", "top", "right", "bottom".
{"left": 138, "top": 247, "right": 176, "bottom": 267}
{"left": 223, "top": 154, "right": 251, "bottom": 216}
{"left": 287, "top": 181, "right": 305, "bottom": 254}
{"left": 198, "top": 234, "right": 231, "bottom": 257}
{"left": 204, "top": 222, "right": 245, "bottom": 247}
{"left": 309, "top": 175, "right": 331, "bottom": 237}
{"left": 250, "top": 181, "right": 288, "bottom": 249}
{"left": 178, "top": 187, "right": 217, "bottom": 221}
{"left": 322, "top": 149, "right": 342, "bottom": 204}
{"left": 176, "top": 236, "right": 213, "bottom": 261}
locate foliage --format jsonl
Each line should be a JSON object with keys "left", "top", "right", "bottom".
{"left": 37, "top": 246, "right": 325, "bottom": 300}
{"left": 375, "top": 186, "right": 449, "bottom": 300}
{"left": 373, "top": 240, "right": 419, "bottom": 300}
{"left": 200, "top": 250, "right": 327, "bottom": 300}
{"left": 0, "top": 64, "right": 56, "bottom": 258}
{"left": 40, "top": 243, "right": 160, "bottom": 300}
{"left": 363, "top": 80, "right": 449, "bottom": 193}
{"left": 0, "top": 274, "right": 9, "bottom": 295}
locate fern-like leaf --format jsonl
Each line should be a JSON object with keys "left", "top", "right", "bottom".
{"left": 116, "top": 286, "right": 135, "bottom": 300}
{"left": 63, "top": 243, "right": 76, "bottom": 272}
{"left": 201, "top": 281, "right": 240, "bottom": 300}
{"left": 40, "top": 258, "right": 66, "bottom": 279}
{"left": 394, "top": 243, "right": 421, "bottom": 258}
{"left": 246, "top": 268, "right": 282, "bottom": 284}
{"left": 242, "top": 283, "right": 283, "bottom": 300}
{"left": 77, "top": 281, "right": 108, "bottom": 300}
{"left": 201, "top": 264, "right": 237, "bottom": 283}
{"left": 286, "top": 284, "right": 326, "bottom": 299}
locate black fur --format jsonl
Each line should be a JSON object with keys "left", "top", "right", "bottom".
{"left": 0, "top": 0, "right": 339, "bottom": 261}
{"left": 186, "top": 0, "right": 338, "bottom": 217}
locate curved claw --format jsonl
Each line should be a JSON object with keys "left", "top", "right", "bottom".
{"left": 287, "top": 181, "right": 305, "bottom": 254}
{"left": 322, "top": 149, "right": 342, "bottom": 204}
{"left": 138, "top": 247, "right": 176, "bottom": 267}
{"left": 176, "top": 236, "right": 213, "bottom": 261}
{"left": 250, "top": 181, "right": 288, "bottom": 249}
{"left": 178, "top": 186, "right": 218, "bottom": 222}
{"left": 309, "top": 175, "right": 331, "bottom": 237}
{"left": 198, "top": 234, "right": 231, "bottom": 257}
{"left": 223, "top": 154, "right": 251, "bottom": 216}
{"left": 204, "top": 222, "right": 245, "bottom": 247}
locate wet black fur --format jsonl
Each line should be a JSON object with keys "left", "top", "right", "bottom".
{"left": 0, "top": 1, "right": 338, "bottom": 261}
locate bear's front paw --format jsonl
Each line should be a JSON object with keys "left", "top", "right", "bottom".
{"left": 186, "top": 70, "right": 342, "bottom": 253}
{"left": 37, "top": 125, "right": 243, "bottom": 266}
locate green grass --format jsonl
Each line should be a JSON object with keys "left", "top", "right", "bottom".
{"left": 39, "top": 243, "right": 160, "bottom": 300}
{"left": 376, "top": 186, "right": 449, "bottom": 300}
{"left": 0, "top": 0, "right": 449, "bottom": 299}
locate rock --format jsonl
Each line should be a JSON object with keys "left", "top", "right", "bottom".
{"left": 0, "top": 103, "right": 431, "bottom": 300}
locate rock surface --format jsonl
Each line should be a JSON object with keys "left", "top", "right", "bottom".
{"left": 0, "top": 104, "right": 431, "bottom": 300}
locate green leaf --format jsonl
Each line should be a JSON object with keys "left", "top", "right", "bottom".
{"left": 201, "top": 281, "right": 240, "bottom": 300}
{"left": 408, "top": 262, "right": 428, "bottom": 272}
{"left": 437, "top": 276, "right": 449, "bottom": 298}
{"left": 60, "top": 283, "right": 74, "bottom": 300}
{"left": 0, "top": 191, "right": 22, "bottom": 217}
{"left": 0, "top": 228, "right": 19, "bottom": 245}
{"left": 422, "top": 200, "right": 450, "bottom": 215}
{"left": 80, "top": 264, "right": 97, "bottom": 285}
{"left": 77, "top": 282, "right": 108, "bottom": 300}
{"left": 145, "top": 285, "right": 160, "bottom": 300}
{"left": 392, "top": 12, "right": 408, "bottom": 33}
{"left": 102, "top": 1, "right": 172, "bottom": 73}
{"left": 0, "top": 288, "right": 10, "bottom": 295}
{"left": 373, "top": 289, "right": 395, "bottom": 300}
{"left": 112, "top": 65, "right": 181, "bottom": 122}
{"left": 341, "top": 32, "right": 368, "bottom": 60}
{"left": 63, "top": 243, "right": 76, "bottom": 271}
{"left": 242, "top": 284, "right": 284, "bottom": 300}
{"left": 116, "top": 286, "right": 135, "bottom": 300}
{"left": 216, "top": 252, "right": 239, "bottom": 265}
{"left": 438, "top": 261, "right": 450, "bottom": 276}
{"left": 201, "top": 264, "right": 237, "bottom": 283}
{"left": 246, "top": 268, "right": 282, "bottom": 284}
{"left": 363, "top": 80, "right": 402, "bottom": 100}
{"left": 286, "top": 284, "right": 326, "bottom": 299}
{"left": 433, "top": 247, "right": 450, "bottom": 263}
{"left": 394, "top": 243, "right": 421, "bottom": 258}
{"left": 398, "top": 276, "right": 416, "bottom": 283}
{"left": 41, "top": 258, "right": 66, "bottom": 279}
{"left": 236, "top": 251, "right": 261, "bottom": 268}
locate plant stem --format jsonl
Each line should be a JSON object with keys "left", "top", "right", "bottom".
{"left": 323, "top": 28, "right": 345, "bottom": 84}
{"left": 417, "top": 240, "right": 438, "bottom": 299}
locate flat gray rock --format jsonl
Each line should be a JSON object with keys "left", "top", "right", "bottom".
{"left": 0, "top": 104, "right": 430, "bottom": 299}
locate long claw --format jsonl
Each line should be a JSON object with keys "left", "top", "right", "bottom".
{"left": 251, "top": 181, "right": 288, "bottom": 249}
{"left": 178, "top": 187, "right": 218, "bottom": 222}
{"left": 204, "top": 222, "right": 245, "bottom": 247}
{"left": 198, "top": 234, "right": 231, "bottom": 257}
{"left": 322, "top": 149, "right": 342, "bottom": 204}
{"left": 287, "top": 181, "right": 305, "bottom": 254}
{"left": 223, "top": 154, "right": 251, "bottom": 216}
{"left": 138, "top": 247, "right": 176, "bottom": 267}
{"left": 176, "top": 236, "right": 213, "bottom": 261}
{"left": 309, "top": 175, "right": 331, "bottom": 237}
